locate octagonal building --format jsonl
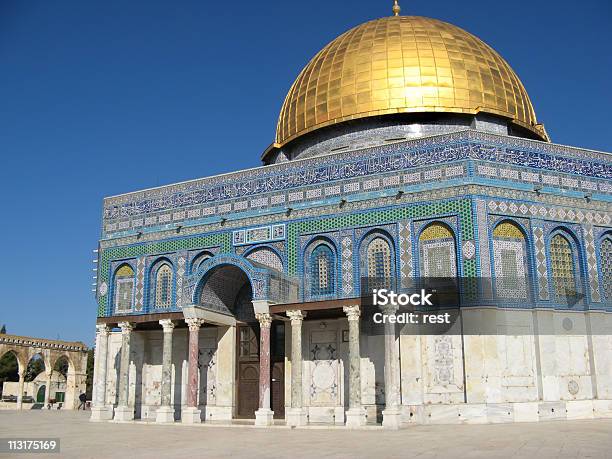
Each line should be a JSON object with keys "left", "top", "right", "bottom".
{"left": 91, "top": 7, "right": 612, "bottom": 427}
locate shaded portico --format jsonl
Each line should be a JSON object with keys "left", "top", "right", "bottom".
{"left": 170, "top": 254, "right": 297, "bottom": 426}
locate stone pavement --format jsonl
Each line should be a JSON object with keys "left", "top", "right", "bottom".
{"left": 0, "top": 410, "right": 611, "bottom": 458}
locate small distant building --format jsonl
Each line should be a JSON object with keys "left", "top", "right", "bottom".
{"left": 3, "top": 371, "right": 67, "bottom": 404}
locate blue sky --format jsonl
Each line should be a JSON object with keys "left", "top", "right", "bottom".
{"left": 1, "top": 0, "right": 610, "bottom": 345}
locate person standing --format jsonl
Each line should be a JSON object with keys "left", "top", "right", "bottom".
{"left": 78, "top": 393, "right": 87, "bottom": 410}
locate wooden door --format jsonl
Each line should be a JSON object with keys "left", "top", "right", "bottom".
{"left": 236, "top": 325, "right": 259, "bottom": 418}
{"left": 271, "top": 362, "right": 285, "bottom": 418}
{"left": 236, "top": 322, "right": 286, "bottom": 419}
{"left": 237, "top": 362, "right": 259, "bottom": 418}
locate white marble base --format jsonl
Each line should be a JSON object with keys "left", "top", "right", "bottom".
{"left": 113, "top": 405, "right": 134, "bottom": 422}
{"left": 90, "top": 405, "right": 113, "bottom": 422}
{"left": 286, "top": 407, "right": 308, "bottom": 427}
{"left": 205, "top": 405, "right": 233, "bottom": 422}
{"left": 566, "top": 400, "right": 594, "bottom": 420}
{"left": 593, "top": 399, "right": 612, "bottom": 418}
{"left": 254, "top": 408, "right": 274, "bottom": 427}
{"left": 513, "top": 402, "right": 539, "bottom": 423}
{"left": 155, "top": 405, "right": 175, "bottom": 423}
{"left": 382, "top": 408, "right": 402, "bottom": 429}
{"left": 306, "top": 406, "right": 336, "bottom": 424}
{"left": 345, "top": 407, "right": 367, "bottom": 428}
{"left": 538, "top": 402, "right": 566, "bottom": 421}
{"left": 181, "top": 407, "right": 202, "bottom": 424}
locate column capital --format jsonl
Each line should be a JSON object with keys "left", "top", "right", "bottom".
{"left": 255, "top": 312, "right": 272, "bottom": 329}
{"left": 343, "top": 305, "right": 361, "bottom": 321}
{"left": 380, "top": 304, "right": 399, "bottom": 315}
{"left": 96, "top": 324, "right": 110, "bottom": 335}
{"left": 118, "top": 322, "right": 134, "bottom": 333}
{"left": 286, "top": 309, "right": 306, "bottom": 324}
{"left": 185, "top": 318, "right": 204, "bottom": 331}
{"left": 159, "top": 319, "right": 176, "bottom": 331}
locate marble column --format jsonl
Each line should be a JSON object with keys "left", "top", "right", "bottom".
{"left": 16, "top": 370, "right": 25, "bottom": 410}
{"left": 182, "top": 318, "right": 204, "bottom": 423}
{"left": 286, "top": 310, "right": 307, "bottom": 426}
{"left": 113, "top": 322, "right": 135, "bottom": 421}
{"left": 156, "top": 319, "right": 176, "bottom": 423}
{"left": 91, "top": 324, "right": 113, "bottom": 421}
{"left": 44, "top": 370, "right": 53, "bottom": 407}
{"left": 343, "top": 305, "right": 367, "bottom": 427}
{"left": 381, "top": 304, "right": 401, "bottom": 429}
{"left": 254, "top": 312, "right": 274, "bottom": 426}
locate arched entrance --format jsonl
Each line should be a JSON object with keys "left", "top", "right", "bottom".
{"left": 36, "top": 385, "right": 45, "bottom": 403}
{"left": 194, "top": 262, "right": 285, "bottom": 420}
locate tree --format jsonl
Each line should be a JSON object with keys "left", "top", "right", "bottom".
{"left": 0, "top": 352, "right": 19, "bottom": 396}
{"left": 25, "top": 357, "right": 45, "bottom": 382}
{"left": 0, "top": 324, "right": 6, "bottom": 334}
{"left": 53, "top": 358, "right": 69, "bottom": 378}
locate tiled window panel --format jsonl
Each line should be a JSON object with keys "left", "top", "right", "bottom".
{"left": 493, "top": 241, "right": 528, "bottom": 299}
{"left": 550, "top": 234, "right": 577, "bottom": 299}
{"left": 422, "top": 242, "right": 456, "bottom": 277}
{"left": 155, "top": 264, "right": 173, "bottom": 308}
{"left": 601, "top": 239, "right": 612, "bottom": 300}
{"left": 492, "top": 222, "right": 528, "bottom": 299}
{"left": 311, "top": 244, "right": 335, "bottom": 296}
{"left": 419, "top": 223, "right": 457, "bottom": 277}
{"left": 115, "top": 264, "right": 135, "bottom": 312}
{"left": 367, "top": 237, "right": 392, "bottom": 290}
{"left": 367, "top": 238, "right": 391, "bottom": 279}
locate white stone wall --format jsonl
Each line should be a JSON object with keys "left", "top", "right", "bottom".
{"left": 399, "top": 309, "right": 612, "bottom": 424}
{"left": 98, "top": 309, "right": 612, "bottom": 425}
{"left": 105, "top": 326, "right": 232, "bottom": 421}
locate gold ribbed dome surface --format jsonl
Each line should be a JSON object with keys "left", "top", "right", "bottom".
{"left": 276, "top": 16, "right": 547, "bottom": 145}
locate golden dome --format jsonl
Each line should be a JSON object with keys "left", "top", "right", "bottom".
{"left": 275, "top": 16, "right": 547, "bottom": 146}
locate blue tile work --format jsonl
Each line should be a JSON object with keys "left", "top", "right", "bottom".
{"left": 102, "top": 130, "right": 612, "bottom": 238}
{"left": 96, "top": 131, "right": 612, "bottom": 317}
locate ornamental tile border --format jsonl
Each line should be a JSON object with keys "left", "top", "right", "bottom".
{"left": 531, "top": 222, "right": 549, "bottom": 301}
{"left": 99, "top": 183, "right": 609, "bottom": 250}
{"left": 398, "top": 220, "right": 413, "bottom": 287}
{"left": 102, "top": 130, "right": 612, "bottom": 237}
{"left": 582, "top": 225, "right": 601, "bottom": 303}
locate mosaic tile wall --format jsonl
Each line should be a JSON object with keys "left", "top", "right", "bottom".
{"left": 96, "top": 131, "right": 612, "bottom": 318}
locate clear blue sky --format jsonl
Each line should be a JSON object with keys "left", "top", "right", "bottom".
{"left": 1, "top": 0, "right": 610, "bottom": 345}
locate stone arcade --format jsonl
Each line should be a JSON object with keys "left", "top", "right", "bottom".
{"left": 0, "top": 334, "right": 88, "bottom": 410}
{"left": 91, "top": 4, "right": 612, "bottom": 428}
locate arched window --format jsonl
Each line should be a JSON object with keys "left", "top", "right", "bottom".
{"left": 154, "top": 264, "right": 173, "bottom": 308}
{"left": 419, "top": 223, "right": 457, "bottom": 277}
{"left": 367, "top": 237, "right": 392, "bottom": 279}
{"left": 311, "top": 244, "right": 335, "bottom": 296}
{"left": 600, "top": 237, "right": 612, "bottom": 301}
{"left": 550, "top": 234, "right": 578, "bottom": 299}
{"left": 114, "top": 264, "right": 135, "bottom": 312}
{"left": 492, "top": 222, "right": 528, "bottom": 299}
{"left": 366, "top": 237, "right": 392, "bottom": 290}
